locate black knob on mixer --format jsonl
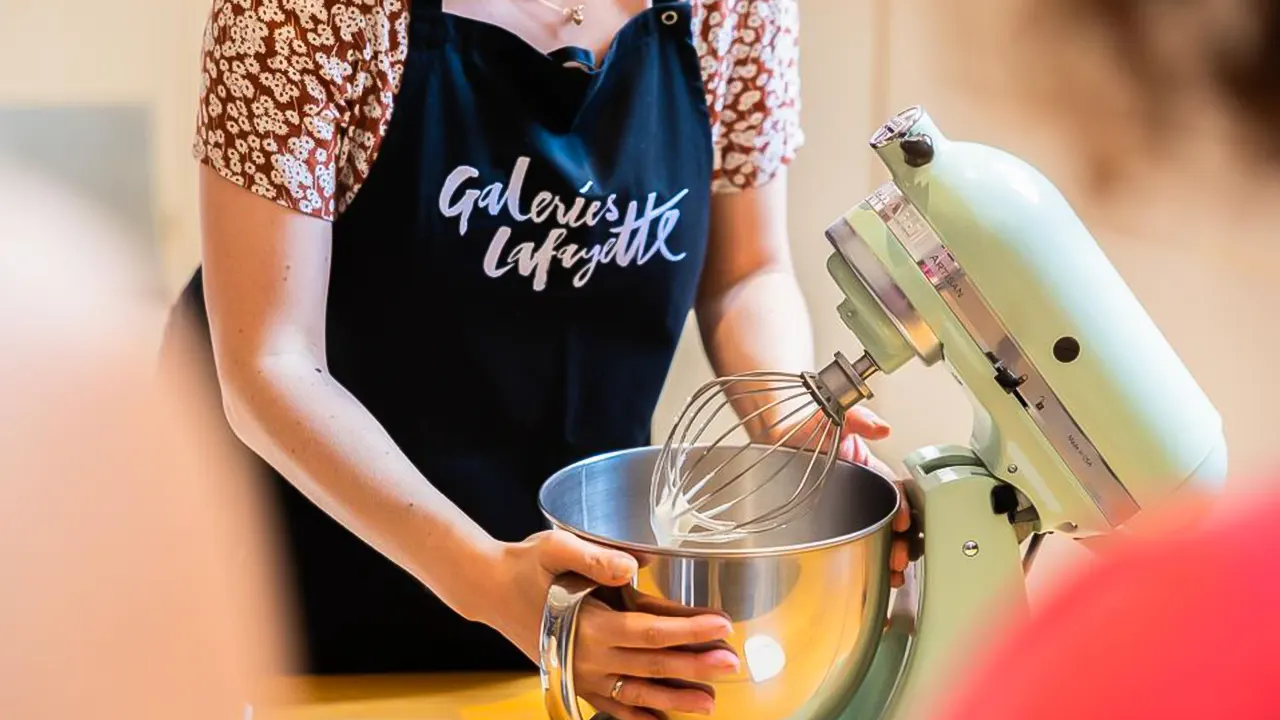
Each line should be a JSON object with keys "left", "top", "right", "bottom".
{"left": 901, "top": 134, "right": 935, "bottom": 167}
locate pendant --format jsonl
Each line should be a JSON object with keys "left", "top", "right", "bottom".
{"left": 567, "top": 4, "right": 585, "bottom": 25}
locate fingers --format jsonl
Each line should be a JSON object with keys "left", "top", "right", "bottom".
{"left": 842, "top": 406, "right": 892, "bottom": 440}
{"left": 865, "top": 452, "right": 898, "bottom": 480}
{"left": 838, "top": 434, "right": 870, "bottom": 465}
{"left": 610, "top": 647, "right": 740, "bottom": 682}
{"left": 835, "top": 410, "right": 898, "bottom": 479}
{"left": 576, "top": 606, "right": 733, "bottom": 717}
{"left": 539, "top": 530, "right": 637, "bottom": 586}
{"left": 838, "top": 435, "right": 900, "bottom": 481}
{"left": 892, "top": 485, "right": 912, "bottom": 532}
{"left": 592, "top": 677, "right": 716, "bottom": 716}
{"left": 599, "top": 610, "right": 733, "bottom": 649}
{"left": 891, "top": 490, "right": 912, "bottom": 588}
{"left": 891, "top": 538, "right": 909, "bottom": 573}
{"left": 583, "top": 693, "right": 662, "bottom": 720}
{"left": 890, "top": 536, "right": 909, "bottom": 589}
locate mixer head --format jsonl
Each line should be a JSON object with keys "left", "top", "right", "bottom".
{"left": 654, "top": 104, "right": 1227, "bottom": 545}
{"left": 821, "top": 105, "right": 1227, "bottom": 536}
{"left": 649, "top": 354, "right": 879, "bottom": 544}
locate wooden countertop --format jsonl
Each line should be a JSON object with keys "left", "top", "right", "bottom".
{"left": 258, "top": 674, "right": 559, "bottom": 720}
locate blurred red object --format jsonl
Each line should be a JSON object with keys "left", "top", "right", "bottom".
{"left": 941, "top": 493, "right": 1280, "bottom": 720}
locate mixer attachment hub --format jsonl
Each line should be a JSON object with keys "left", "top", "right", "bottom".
{"left": 807, "top": 351, "right": 879, "bottom": 423}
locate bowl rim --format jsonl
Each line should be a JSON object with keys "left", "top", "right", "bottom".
{"left": 537, "top": 444, "right": 902, "bottom": 559}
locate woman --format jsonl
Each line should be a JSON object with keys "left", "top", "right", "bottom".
{"left": 167, "top": 1, "right": 909, "bottom": 718}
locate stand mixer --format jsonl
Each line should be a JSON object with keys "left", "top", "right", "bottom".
{"left": 819, "top": 104, "right": 1227, "bottom": 718}
{"left": 539, "top": 106, "right": 1228, "bottom": 720}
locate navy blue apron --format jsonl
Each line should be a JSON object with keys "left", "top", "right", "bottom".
{"left": 165, "top": 0, "right": 712, "bottom": 674}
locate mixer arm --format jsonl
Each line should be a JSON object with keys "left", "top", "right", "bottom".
{"left": 839, "top": 445, "right": 1032, "bottom": 720}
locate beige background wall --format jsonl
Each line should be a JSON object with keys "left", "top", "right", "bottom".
{"left": 662, "top": 0, "right": 1280, "bottom": 588}
{"left": 0, "top": 0, "right": 208, "bottom": 288}
{"left": 4, "top": 0, "right": 1277, "bottom": 590}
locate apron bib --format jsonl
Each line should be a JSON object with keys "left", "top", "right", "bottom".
{"left": 168, "top": 0, "right": 712, "bottom": 673}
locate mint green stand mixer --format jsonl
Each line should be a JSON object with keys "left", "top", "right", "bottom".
{"left": 538, "top": 106, "right": 1227, "bottom": 720}
{"left": 829, "top": 103, "right": 1228, "bottom": 712}
{"left": 819, "top": 105, "right": 1228, "bottom": 718}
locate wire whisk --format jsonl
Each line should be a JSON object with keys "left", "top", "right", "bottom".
{"left": 649, "top": 352, "right": 880, "bottom": 545}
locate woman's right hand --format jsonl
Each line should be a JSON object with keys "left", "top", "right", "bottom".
{"left": 484, "top": 530, "right": 740, "bottom": 719}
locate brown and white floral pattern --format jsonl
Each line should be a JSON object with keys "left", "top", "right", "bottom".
{"left": 193, "top": 0, "right": 802, "bottom": 221}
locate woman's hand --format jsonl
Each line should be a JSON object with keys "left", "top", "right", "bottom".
{"left": 836, "top": 407, "right": 913, "bottom": 588}
{"left": 485, "top": 530, "right": 739, "bottom": 719}
{"left": 770, "top": 405, "right": 913, "bottom": 588}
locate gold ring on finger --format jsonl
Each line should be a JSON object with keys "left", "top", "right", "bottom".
{"left": 610, "top": 676, "right": 626, "bottom": 701}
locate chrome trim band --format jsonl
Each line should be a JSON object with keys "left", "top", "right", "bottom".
{"left": 825, "top": 217, "right": 942, "bottom": 365}
{"left": 865, "top": 183, "right": 1140, "bottom": 527}
{"left": 871, "top": 106, "right": 925, "bottom": 149}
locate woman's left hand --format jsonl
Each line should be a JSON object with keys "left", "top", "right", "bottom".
{"left": 764, "top": 404, "right": 914, "bottom": 587}
{"left": 836, "top": 407, "right": 912, "bottom": 588}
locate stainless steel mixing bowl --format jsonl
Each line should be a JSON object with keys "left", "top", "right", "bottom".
{"left": 538, "top": 445, "right": 899, "bottom": 720}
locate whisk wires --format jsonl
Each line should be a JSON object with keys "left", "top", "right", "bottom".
{"left": 650, "top": 371, "right": 844, "bottom": 544}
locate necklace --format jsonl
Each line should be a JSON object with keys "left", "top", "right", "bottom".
{"left": 535, "top": 0, "right": 586, "bottom": 25}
